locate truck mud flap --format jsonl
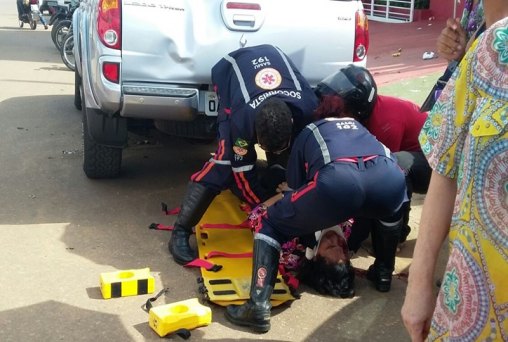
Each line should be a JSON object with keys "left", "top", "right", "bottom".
{"left": 85, "top": 108, "right": 127, "bottom": 148}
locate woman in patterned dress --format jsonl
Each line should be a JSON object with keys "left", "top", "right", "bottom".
{"left": 401, "top": 0, "right": 508, "bottom": 340}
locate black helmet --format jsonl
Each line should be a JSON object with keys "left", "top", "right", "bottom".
{"left": 315, "top": 64, "right": 377, "bottom": 121}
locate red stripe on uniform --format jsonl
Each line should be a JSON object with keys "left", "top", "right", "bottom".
{"left": 233, "top": 172, "right": 244, "bottom": 195}
{"left": 191, "top": 161, "right": 215, "bottom": 182}
{"left": 291, "top": 171, "right": 319, "bottom": 202}
{"left": 238, "top": 172, "right": 261, "bottom": 204}
{"left": 215, "top": 139, "right": 226, "bottom": 161}
{"left": 233, "top": 172, "right": 259, "bottom": 205}
{"left": 191, "top": 140, "right": 225, "bottom": 182}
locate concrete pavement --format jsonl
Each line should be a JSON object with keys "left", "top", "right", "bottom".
{"left": 0, "top": 3, "right": 449, "bottom": 341}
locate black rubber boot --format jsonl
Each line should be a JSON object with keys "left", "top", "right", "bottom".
{"left": 168, "top": 182, "right": 217, "bottom": 265}
{"left": 367, "top": 218, "right": 402, "bottom": 292}
{"left": 347, "top": 217, "right": 374, "bottom": 253}
{"left": 399, "top": 201, "right": 412, "bottom": 243}
{"left": 225, "top": 235, "right": 280, "bottom": 333}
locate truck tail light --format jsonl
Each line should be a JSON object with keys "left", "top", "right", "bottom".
{"left": 97, "top": 0, "right": 121, "bottom": 50}
{"left": 353, "top": 9, "right": 369, "bottom": 62}
{"left": 103, "top": 62, "right": 120, "bottom": 83}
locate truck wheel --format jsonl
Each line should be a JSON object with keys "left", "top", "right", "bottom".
{"left": 82, "top": 108, "right": 122, "bottom": 179}
{"left": 74, "top": 69, "right": 82, "bottom": 110}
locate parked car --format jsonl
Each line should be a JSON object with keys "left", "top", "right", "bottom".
{"left": 74, "top": 0, "right": 369, "bottom": 178}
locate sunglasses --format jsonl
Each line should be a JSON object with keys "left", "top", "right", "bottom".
{"left": 259, "top": 138, "right": 291, "bottom": 155}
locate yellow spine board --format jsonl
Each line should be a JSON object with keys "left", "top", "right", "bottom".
{"left": 100, "top": 268, "right": 155, "bottom": 299}
{"left": 148, "top": 298, "right": 212, "bottom": 337}
{"left": 196, "top": 191, "right": 294, "bottom": 306}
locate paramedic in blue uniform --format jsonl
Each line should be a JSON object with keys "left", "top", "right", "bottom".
{"left": 225, "top": 112, "right": 407, "bottom": 332}
{"left": 168, "top": 44, "right": 319, "bottom": 265}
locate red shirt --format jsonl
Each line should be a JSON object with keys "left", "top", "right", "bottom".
{"left": 364, "top": 95, "right": 428, "bottom": 152}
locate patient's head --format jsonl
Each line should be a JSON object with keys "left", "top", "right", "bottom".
{"left": 300, "top": 229, "right": 355, "bottom": 298}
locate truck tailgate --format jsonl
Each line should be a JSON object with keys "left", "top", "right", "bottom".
{"left": 121, "top": 0, "right": 363, "bottom": 87}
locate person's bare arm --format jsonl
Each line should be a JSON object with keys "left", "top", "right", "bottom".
{"left": 437, "top": 18, "right": 467, "bottom": 62}
{"left": 262, "top": 193, "right": 283, "bottom": 208}
{"left": 259, "top": 182, "right": 291, "bottom": 208}
{"left": 401, "top": 171, "right": 457, "bottom": 341}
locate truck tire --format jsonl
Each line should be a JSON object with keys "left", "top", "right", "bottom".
{"left": 82, "top": 108, "right": 122, "bottom": 179}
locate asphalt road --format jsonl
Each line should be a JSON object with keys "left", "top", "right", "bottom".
{"left": 0, "top": 1, "right": 448, "bottom": 341}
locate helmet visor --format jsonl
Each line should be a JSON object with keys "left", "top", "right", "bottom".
{"left": 316, "top": 70, "right": 358, "bottom": 98}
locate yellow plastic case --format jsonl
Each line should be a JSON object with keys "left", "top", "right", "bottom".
{"left": 100, "top": 267, "right": 155, "bottom": 299}
{"left": 148, "top": 298, "right": 212, "bottom": 337}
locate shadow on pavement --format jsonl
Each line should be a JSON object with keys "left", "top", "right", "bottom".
{"left": 85, "top": 287, "right": 104, "bottom": 300}
{"left": 0, "top": 301, "right": 133, "bottom": 341}
{"left": 133, "top": 319, "right": 288, "bottom": 342}
{"left": 302, "top": 286, "right": 406, "bottom": 342}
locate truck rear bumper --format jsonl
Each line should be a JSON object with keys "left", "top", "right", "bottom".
{"left": 121, "top": 83, "right": 199, "bottom": 121}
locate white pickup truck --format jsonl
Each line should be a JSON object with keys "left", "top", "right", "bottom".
{"left": 74, "top": 0, "right": 369, "bottom": 178}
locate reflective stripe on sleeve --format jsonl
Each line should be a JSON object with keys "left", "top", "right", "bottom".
{"left": 232, "top": 165, "right": 255, "bottom": 173}
{"left": 224, "top": 54, "right": 250, "bottom": 104}
{"left": 307, "top": 123, "right": 331, "bottom": 164}
{"left": 211, "top": 159, "right": 231, "bottom": 166}
{"left": 274, "top": 46, "right": 302, "bottom": 91}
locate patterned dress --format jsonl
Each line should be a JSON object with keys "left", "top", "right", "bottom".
{"left": 419, "top": 17, "right": 508, "bottom": 341}
{"left": 460, "top": 0, "right": 484, "bottom": 41}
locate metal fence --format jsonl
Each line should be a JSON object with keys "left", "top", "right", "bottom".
{"left": 362, "top": 0, "right": 416, "bottom": 23}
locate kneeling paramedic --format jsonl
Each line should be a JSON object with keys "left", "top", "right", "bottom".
{"left": 314, "top": 65, "right": 429, "bottom": 291}
{"left": 317, "top": 65, "right": 431, "bottom": 246}
{"left": 168, "top": 44, "right": 318, "bottom": 265}
{"left": 225, "top": 105, "right": 407, "bottom": 332}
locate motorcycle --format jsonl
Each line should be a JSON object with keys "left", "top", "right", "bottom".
{"left": 60, "top": 23, "right": 74, "bottom": 71}
{"left": 39, "top": 0, "right": 62, "bottom": 16}
{"left": 51, "top": 1, "right": 78, "bottom": 49}
{"left": 18, "top": 0, "right": 47, "bottom": 30}
{"left": 47, "top": 2, "right": 69, "bottom": 27}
